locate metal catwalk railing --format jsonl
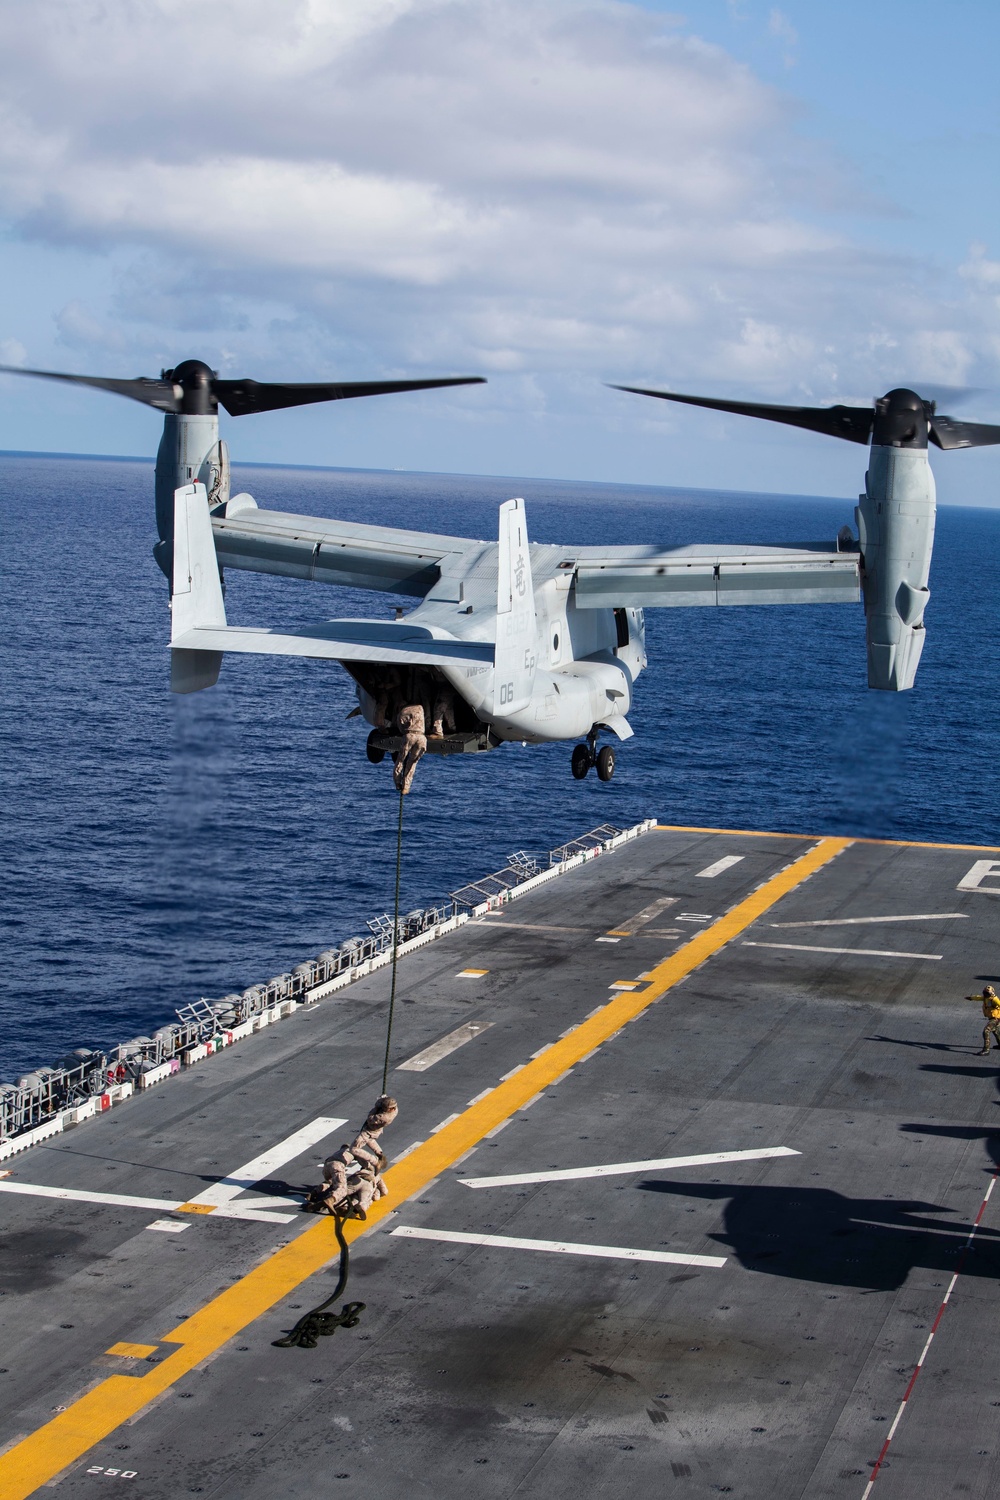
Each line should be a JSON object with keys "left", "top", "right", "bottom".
{"left": 0, "top": 825, "right": 625, "bottom": 1144}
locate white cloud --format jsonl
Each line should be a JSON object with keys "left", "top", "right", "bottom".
{"left": 767, "top": 7, "right": 797, "bottom": 67}
{"left": 0, "top": 335, "right": 26, "bottom": 364}
{"left": 0, "top": 0, "right": 996, "bottom": 413}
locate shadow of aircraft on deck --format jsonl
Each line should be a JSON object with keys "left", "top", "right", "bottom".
{"left": 637, "top": 1179, "right": 1000, "bottom": 1291}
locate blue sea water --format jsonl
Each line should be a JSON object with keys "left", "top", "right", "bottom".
{"left": 1, "top": 453, "right": 997, "bottom": 1081}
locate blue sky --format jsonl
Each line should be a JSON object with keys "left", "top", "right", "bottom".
{"left": 0, "top": 0, "right": 998, "bottom": 504}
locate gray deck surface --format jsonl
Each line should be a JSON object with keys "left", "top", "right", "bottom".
{"left": 1, "top": 826, "right": 999, "bottom": 1499}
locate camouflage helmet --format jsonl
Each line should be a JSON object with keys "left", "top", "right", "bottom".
{"left": 365, "top": 1095, "right": 399, "bottom": 1132}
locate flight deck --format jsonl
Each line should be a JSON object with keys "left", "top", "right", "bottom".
{"left": 1, "top": 824, "right": 999, "bottom": 1500}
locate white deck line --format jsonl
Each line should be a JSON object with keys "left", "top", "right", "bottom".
{"left": 397, "top": 1022, "right": 493, "bottom": 1073}
{"left": 0, "top": 1180, "right": 296, "bottom": 1223}
{"left": 391, "top": 1225, "right": 726, "bottom": 1268}
{"left": 743, "top": 941, "right": 942, "bottom": 961}
{"left": 459, "top": 1145, "right": 799, "bottom": 1190}
{"left": 696, "top": 855, "right": 745, "bottom": 878}
{"left": 607, "top": 895, "right": 678, "bottom": 936}
{"left": 184, "top": 1117, "right": 348, "bottom": 1208}
{"left": 770, "top": 914, "right": 968, "bottom": 928}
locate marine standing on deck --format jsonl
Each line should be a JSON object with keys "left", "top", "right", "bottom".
{"left": 967, "top": 985, "right": 1000, "bottom": 1055}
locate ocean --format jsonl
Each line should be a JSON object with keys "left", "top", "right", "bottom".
{"left": 1, "top": 453, "right": 997, "bottom": 1081}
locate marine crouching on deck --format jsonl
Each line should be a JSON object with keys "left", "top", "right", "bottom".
{"left": 307, "top": 1095, "right": 399, "bottom": 1218}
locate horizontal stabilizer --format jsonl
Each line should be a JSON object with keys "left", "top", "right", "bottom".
{"left": 171, "top": 619, "right": 493, "bottom": 669}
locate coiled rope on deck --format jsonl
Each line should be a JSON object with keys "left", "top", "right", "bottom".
{"left": 274, "top": 786, "right": 406, "bottom": 1351}
{"left": 271, "top": 1209, "right": 366, "bottom": 1349}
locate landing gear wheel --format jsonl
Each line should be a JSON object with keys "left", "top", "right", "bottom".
{"left": 571, "top": 744, "right": 591, "bottom": 779}
{"left": 366, "top": 730, "right": 386, "bottom": 765}
{"left": 596, "top": 745, "right": 616, "bottom": 782}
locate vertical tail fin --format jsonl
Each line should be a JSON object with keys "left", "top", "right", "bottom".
{"left": 170, "top": 482, "right": 226, "bottom": 693}
{"left": 492, "top": 497, "right": 536, "bottom": 716}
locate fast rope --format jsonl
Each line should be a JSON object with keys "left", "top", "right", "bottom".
{"left": 381, "top": 785, "right": 405, "bottom": 1094}
{"left": 271, "top": 1207, "right": 366, "bottom": 1349}
{"left": 275, "top": 788, "right": 405, "bottom": 1351}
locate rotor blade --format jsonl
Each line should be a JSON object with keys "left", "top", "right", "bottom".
{"left": 214, "top": 375, "right": 486, "bottom": 418}
{"left": 0, "top": 364, "right": 181, "bottom": 412}
{"left": 609, "top": 384, "right": 875, "bottom": 445}
{"left": 929, "top": 414, "right": 1000, "bottom": 450}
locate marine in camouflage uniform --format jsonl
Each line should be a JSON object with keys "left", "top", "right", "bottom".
{"left": 316, "top": 1096, "right": 399, "bottom": 1216}
{"left": 392, "top": 704, "right": 427, "bottom": 795}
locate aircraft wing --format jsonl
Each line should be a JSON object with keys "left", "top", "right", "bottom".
{"left": 212, "top": 507, "right": 472, "bottom": 597}
{"left": 171, "top": 485, "right": 492, "bottom": 693}
{"left": 571, "top": 542, "right": 860, "bottom": 608}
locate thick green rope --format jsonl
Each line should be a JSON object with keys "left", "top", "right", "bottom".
{"left": 271, "top": 1210, "right": 366, "bottom": 1349}
{"left": 381, "top": 785, "right": 405, "bottom": 1094}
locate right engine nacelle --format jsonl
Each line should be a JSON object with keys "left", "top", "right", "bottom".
{"left": 856, "top": 444, "right": 936, "bottom": 691}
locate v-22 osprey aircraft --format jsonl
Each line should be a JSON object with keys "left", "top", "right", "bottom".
{"left": 5, "top": 359, "right": 1000, "bottom": 791}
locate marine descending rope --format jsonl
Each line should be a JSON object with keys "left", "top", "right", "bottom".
{"left": 274, "top": 788, "right": 406, "bottom": 1351}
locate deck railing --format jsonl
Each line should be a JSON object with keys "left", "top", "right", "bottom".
{"left": 0, "top": 824, "right": 633, "bottom": 1145}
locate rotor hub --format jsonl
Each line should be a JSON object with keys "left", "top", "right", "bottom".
{"left": 161, "top": 359, "right": 217, "bottom": 416}
{"left": 872, "top": 388, "right": 929, "bottom": 450}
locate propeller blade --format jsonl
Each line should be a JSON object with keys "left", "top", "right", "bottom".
{"left": 0, "top": 363, "right": 182, "bottom": 412}
{"left": 609, "top": 384, "right": 875, "bottom": 445}
{"left": 929, "top": 415, "right": 1000, "bottom": 450}
{"left": 214, "top": 375, "right": 486, "bottom": 418}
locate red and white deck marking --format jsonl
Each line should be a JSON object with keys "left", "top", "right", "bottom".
{"left": 861, "top": 1169, "right": 999, "bottom": 1498}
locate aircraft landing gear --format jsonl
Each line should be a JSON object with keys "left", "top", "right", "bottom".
{"left": 571, "top": 743, "right": 591, "bottom": 779}
{"left": 366, "top": 730, "right": 386, "bottom": 764}
{"left": 570, "top": 732, "right": 617, "bottom": 781}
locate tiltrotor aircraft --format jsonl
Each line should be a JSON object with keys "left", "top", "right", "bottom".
{"left": 4, "top": 360, "right": 999, "bottom": 791}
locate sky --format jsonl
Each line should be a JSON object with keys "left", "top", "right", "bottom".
{"left": 0, "top": 0, "right": 998, "bottom": 504}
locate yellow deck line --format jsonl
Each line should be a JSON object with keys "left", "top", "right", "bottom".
{"left": 0, "top": 836, "right": 850, "bottom": 1499}
{"left": 655, "top": 823, "right": 1000, "bottom": 852}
